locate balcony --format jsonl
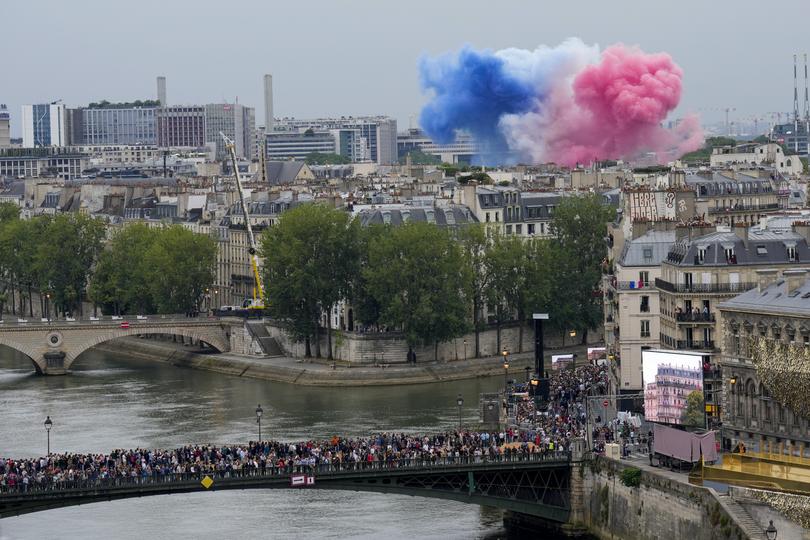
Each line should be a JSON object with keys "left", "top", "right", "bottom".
{"left": 655, "top": 278, "right": 757, "bottom": 294}
{"left": 674, "top": 340, "right": 715, "bottom": 350}
{"left": 615, "top": 280, "right": 651, "bottom": 290}
{"left": 708, "top": 203, "right": 780, "bottom": 215}
{"left": 675, "top": 311, "right": 716, "bottom": 323}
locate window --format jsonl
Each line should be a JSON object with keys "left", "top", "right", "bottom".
{"left": 515, "top": 224, "right": 522, "bottom": 235}
{"left": 505, "top": 225, "right": 512, "bottom": 234}
{"left": 495, "top": 212, "right": 499, "bottom": 222}
{"left": 788, "top": 246, "right": 797, "bottom": 261}
{"left": 756, "top": 245, "right": 767, "bottom": 256}
{"left": 640, "top": 320, "right": 650, "bottom": 338}
{"left": 528, "top": 224, "right": 535, "bottom": 235}
{"left": 643, "top": 248, "right": 653, "bottom": 259}
{"left": 640, "top": 295, "right": 650, "bottom": 313}
{"left": 697, "top": 248, "right": 706, "bottom": 264}
{"left": 540, "top": 223, "right": 546, "bottom": 234}
{"left": 724, "top": 247, "right": 736, "bottom": 263}
{"left": 639, "top": 271, "right": 649, "bottom": 286}
{"left": 485, "top": 212, "right": 490, "bottom": 223}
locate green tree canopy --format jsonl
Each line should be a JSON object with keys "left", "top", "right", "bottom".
{"left": 305, "top": 152, "right": 351, "bottom": 165}
{"left": 89, "top": 224, "right": 215, "bottom": 315}
{"left": 363, "top": 222, "right": 470, "bottom": 358}
{"left": 681, "top": 390, "right": 706, "bottom": 427}
{"left": 549, "top": 194, "right": 614, "bottom": 338}
{"left": 399, "top": 150, "right": 441, "bottom": 166}
{"left": 260, "top": 204, "right": 359, "bottom": 358}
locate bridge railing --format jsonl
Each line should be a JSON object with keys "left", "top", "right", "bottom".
{"left": 0, "top": 451, "right": 571, "bottom": 496}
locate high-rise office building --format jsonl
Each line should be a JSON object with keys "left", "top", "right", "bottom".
{"left": 79, "top": 104, "right": 158, "bottom": 145}
{"left": 204, "top": 103, "right": 255, "bottom": 160}
{"left": 0, "top": 105, "right": 10, "bottom": 148}
{"left": 21, "top": 103, "right": 69, "bottom": 147}
{"left": 156, "top": 106, "right": 206, "bottom": 148}
{"left": 274, "top": 116, "right": 397, "bottom": 164}
{"left": 263, "top": 74, "right": 274, "bottom": 131}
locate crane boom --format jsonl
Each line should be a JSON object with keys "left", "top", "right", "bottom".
{"left": 220, "top": 132, "right": 265, "bottom": 309}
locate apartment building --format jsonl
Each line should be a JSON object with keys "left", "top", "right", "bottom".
{"left": 605, "top": 226, "right": 676, "bottom": 391}
{"left": 685, "top": 170, "right": 782, "bottom": 227}
{"left": 156, "top": 106, "right": 206, "bottom": 148}
{"left": 657, "top": 223, "right": 810, "bottom": 356}
{"left": 718, "top": 269, "right": 810, "bottom": 456}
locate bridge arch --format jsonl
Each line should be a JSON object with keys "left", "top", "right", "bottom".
{"left": 64, "top": 326, "right": 231, "bottom": 371}
{"left": 0, "top": 337, "right": 47, "bottom": 374}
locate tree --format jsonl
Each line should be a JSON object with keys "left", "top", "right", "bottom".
{"left": 89, "top": 223, "right": 160, "bottom": 315}
{"left": 681, "top": 390, "right": 705, "bottom": 427}
{"left": 261, "top": 204, "right": 359, "bottom": 358}
{"left": 145, "top": 226, "right": 217, "bottom": 314}
{"left": 485, "top": 232, "right": 531, "bottom": 352}
{"left": 0, "top": 202, "right": 19, "bottom": 224}
{"left": 350, "top": 225, "right": 388, "bottom": 331}
{"left": 35, "top": 213, "right": 106, "bottom": 316}
{"left": 550, "top": 194, "right": 614, "bottom": 341}
{"left": 459, "top": 224, "right": 492, "bottom": 357}
{"left": 398, "top": 150, "right": 441, "bottom": 166}
{"left": 305, "top": 152, "right": 351, "bottom": 165}
{"left": 364, "top": 222, "right": 470, "bottom": 361}
{"left": 88, "top": 224, "right": 215, "bottom": 315}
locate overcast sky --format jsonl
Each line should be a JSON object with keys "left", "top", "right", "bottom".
{"left": 4, "top": 0, "right": 810, "bottom": 137}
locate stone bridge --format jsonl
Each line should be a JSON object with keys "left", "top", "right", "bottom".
{"left": 0, "top": 450, "right": 584, "bottom": 529}
{"left": 0, "top": 317, "right": 234, "bottom": 375}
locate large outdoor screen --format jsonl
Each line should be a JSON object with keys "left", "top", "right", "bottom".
{"left": 642, "top": 349, "right": 704, "bottom": 425}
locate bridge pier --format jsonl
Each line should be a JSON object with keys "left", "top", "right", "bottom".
{"left": 38, "top": 351, "right": 66, "bottom": 375}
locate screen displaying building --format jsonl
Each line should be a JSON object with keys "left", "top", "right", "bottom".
{"left": 642, "top": 349, "right": 704, "bottom": 425}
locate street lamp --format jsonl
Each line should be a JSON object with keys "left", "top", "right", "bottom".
{"left": 525, "top": 365, "right": 531, "bottom": 382}
{"left": 255, "top": 404, "right": 263, "bottom": 441}
{"left": 44, "top": 416, "right": 52, "bottom": 455}
{"left": 463, "top": 339, "right": 467, "bottom": 361}
{"left": 502, "top": 348, "right": 510, "bottom": 389}
{"left": 765, "top": 520, "right": 777, "bottom": 540}
{"left": 456, "top": 394, "right": 464, "bottom": 430}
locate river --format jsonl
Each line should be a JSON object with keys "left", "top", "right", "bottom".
{"left": 0, "top": 346, "right": 515, "bottom": 540}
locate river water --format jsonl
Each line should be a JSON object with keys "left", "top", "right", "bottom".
{"left": 0, "top": 346, "right": 517, "bottom": 540}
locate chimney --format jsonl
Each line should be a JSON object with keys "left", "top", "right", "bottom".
{"left": 783, "top": 269, "right": 808, "bottom": 295}
{"left": 263, "top": 74, "right": 274, "bottom": 131}
{"left": 689, "top": 223, "right": 716, "bottom": 241}
{"left": 676, "top": 224, "right": 690, "bottom": 242}
{"left": 632, "top": 220, "right": 653, "bottom": 239}
{"left": 157, "top": 76, "right": 167, "bottom": 106}
{"left": 757, "top": 269, "right": 778, "bottom": 292}
{"left": 792, "top": 221, "right": 810, "bottom": 244}
{"left": 733, "top": 223, "right": 749, "bottom": 251}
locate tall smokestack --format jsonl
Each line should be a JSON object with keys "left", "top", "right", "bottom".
{"left": 157, "top": 76, "right": 167, "bottom": 106}
{"left": 793, "top": 55, "right": 800, "bottom": 123}
{"left": 263, "top": 74, "right": 274, "bottom": 132}
{"left": 804, "top": 53, "right": 810, "bottom": 125}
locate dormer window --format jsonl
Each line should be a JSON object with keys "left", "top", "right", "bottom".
{"left": 697, "top": 248, "right": 706, "bottom": 264}
{"left": 724, "top": 247, "right": 736, "bottom": 263}
{"left": 787, "top": 245, "right": 797, "bottom": 262}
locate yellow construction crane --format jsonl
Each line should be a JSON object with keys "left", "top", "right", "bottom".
{"left": 220, "top": 132, "right": 265, "bottom": 310}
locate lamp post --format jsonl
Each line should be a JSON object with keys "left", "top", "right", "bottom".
{"left": 525, "top": 365, "right": 531, "bottom": 382}
{"left": 44, "top": 416, "right": 52, "bottom": 455}
{"left": 456, "top": 394, "right": 464, "bottom": 430}
{"left": 765, "top": 520, "right": 777, "bottom": 540}
{"left": 502, "top": 348, "right": 509, "bottom": 389}
{"left": 463, "top": 339, "right": 467, "bottom": 361}
{"left": 255, "top": 404, "right": 263, "bottom": 441}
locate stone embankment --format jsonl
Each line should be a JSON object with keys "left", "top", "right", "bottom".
{"left": 94, "top": 338, "right": 554, "bottom": 386}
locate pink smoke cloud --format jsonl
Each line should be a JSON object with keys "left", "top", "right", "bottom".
{"left": 501, "top": 44, "right": 703, "bottom": 166}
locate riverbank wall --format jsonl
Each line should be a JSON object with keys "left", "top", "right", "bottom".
{"left": 266, "top": 320, "right": 603, "bottom": 365}
{"left": 93, "top": 338, "right": 523, "bottom": 386}
{"left": 580, "top": 457, "right": 754, "bottom": 540}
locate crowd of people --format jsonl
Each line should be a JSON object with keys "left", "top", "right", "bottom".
{"left": 2, "top": 361, "right": 612, "bottom": 496}
{"left": 0, "top": 430, "right": 569, "bottom": 494}
{"left": 510, "top": 364, "right": 609, "bottom": 454}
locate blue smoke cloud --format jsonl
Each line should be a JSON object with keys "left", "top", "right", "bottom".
{"left": 418, "top": 46, "right": 537, "bottom": 157}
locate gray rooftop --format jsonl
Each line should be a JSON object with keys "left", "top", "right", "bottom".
{"left": 719, "top": 273, "right": 810, "bottom": 317}
{"left": 356, "top": 206, "right": 478, "bottom": 227}
{"left": 618, "top": 230, "right": 676, "bottom": 267}
{"left": 665, "top": 228, "right": 810, "bottom": 267}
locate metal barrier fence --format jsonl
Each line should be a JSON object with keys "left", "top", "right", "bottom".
{"left": 0, "top": 451, "right": 571, "bottom": 496}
